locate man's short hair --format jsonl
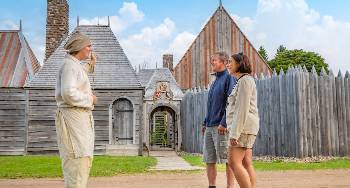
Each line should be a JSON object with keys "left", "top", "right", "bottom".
{"left": 212, "top": 52, "right": 229, "bottom": 64}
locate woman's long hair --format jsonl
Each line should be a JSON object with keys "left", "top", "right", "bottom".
{"left": 231, "top": 53, "right": 252, "bottom": 74}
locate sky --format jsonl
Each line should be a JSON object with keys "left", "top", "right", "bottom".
{"left": 1, "top": 0, "right": 350, "bottom": 72}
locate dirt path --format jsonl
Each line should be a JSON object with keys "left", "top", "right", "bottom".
{"left": 1, "top": 170, "right": 349, "bottom": 188}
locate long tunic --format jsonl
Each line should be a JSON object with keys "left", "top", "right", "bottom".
{"left": 55, "top": 54, "right": 95, "bottom": 159}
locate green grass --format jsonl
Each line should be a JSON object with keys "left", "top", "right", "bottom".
{"left": 253, "top": 159, "right": 350, "bottom": 171}
{"left": 0, "top": 155, "right": 157, "bottom": 179}
{"left": 181, "top": 153, "right": 350, "bottom": 171}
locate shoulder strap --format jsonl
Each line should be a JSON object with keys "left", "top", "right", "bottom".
{"left": 237, "top": 74, "right": 249, "bottom": 82}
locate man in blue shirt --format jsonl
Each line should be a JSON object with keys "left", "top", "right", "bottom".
{"left": 202, "top": 52, "right": 237, "bottom": 188}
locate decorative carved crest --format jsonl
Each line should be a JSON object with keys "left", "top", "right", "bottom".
{"left": 153, "top": 81, "right": 173, "bottom": 100}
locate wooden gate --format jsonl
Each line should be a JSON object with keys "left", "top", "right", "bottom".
{"left": 150, "top": 107, "right": 176, "bottom": 150}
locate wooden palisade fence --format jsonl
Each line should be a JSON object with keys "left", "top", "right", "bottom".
{"left": 181, "top": 66, "right": 350, "bottom": 158}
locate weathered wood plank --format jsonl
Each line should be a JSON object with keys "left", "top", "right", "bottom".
{"left": 181, "top": 68, "right": 350, "bottom": 158}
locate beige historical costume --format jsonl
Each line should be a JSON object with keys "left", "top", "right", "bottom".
{"left": 55, "top": 32, "right": 95, "bottom": 188}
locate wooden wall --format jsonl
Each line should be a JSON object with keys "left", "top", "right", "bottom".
{"left": 0, "top": 88, "right": 144, "bottom": 155}
{"left": 254, "top": 67, "right": 350, "bottom": 157}
{"left": 26, "top": 89, "right": 57, "bottom": 154}
{"left": 0, "top": 88, "right": 27, "bottom": 155}
{"left": 174, "top": 7, "right": 271, "bottom": 90}
{"left": 180, "top": 88, "right": 207, "bottom": 153}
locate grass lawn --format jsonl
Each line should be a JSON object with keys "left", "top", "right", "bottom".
{"left": 181, "top": 153, "right": 350, "bottom": 171}
{"left": 0, "top": 155, "right": 157, "bottom": 179}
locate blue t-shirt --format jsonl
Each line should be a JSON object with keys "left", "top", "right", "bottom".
{"left": 203, "top": 69, "right": 237, "bottom": 128}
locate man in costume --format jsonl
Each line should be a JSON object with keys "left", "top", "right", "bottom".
{"left": 55, "top": 31, "right": 97, "bottom": 188}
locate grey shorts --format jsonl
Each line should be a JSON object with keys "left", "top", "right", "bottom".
{"left": 203, "top": 126, "right": 228, "bottom": 164}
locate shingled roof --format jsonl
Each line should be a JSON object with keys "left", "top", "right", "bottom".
{"left": 137, "top": 68, "right": 183, "bottom": 100}
{"left": 0, "top": 30, "right": 40, "bottom": 87}
{"left": 137, "top": 69, "right": 156, "bottom": 87}
{"left": 27, "top": 25, "right": 142, "bottom": 89}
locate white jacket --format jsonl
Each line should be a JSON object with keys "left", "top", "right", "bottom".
{"left": 226, "top": 75, "right": 259, "bottom": 139}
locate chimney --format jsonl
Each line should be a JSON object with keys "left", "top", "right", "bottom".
{"left": 45, "top": 0, "right": 69, "bottom": 60}
{"left": 163, "top": 54, "right": 173, "bottom": 71}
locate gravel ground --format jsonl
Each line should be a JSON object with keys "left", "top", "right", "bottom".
{"left": 1, "top": 169, "right": 350, "bottom": 188}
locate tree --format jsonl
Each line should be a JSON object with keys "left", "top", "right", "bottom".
{"left": 258, "top": 46, "right": 269, "bottom": 62}
{"left": 268, "top": 48, "right": 329, "bottom": 74}
{"left": 276, "top": 45, "right": 287, "bottom": 54}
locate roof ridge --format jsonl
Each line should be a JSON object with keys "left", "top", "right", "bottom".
{"left": 0, "top": 30, "right": 39, "bottom": 87}
{"left": 220, "top": 7, "right": 272, "bottom": 71}
{"left": 104, "top": 26, "right": 142, "bottom": 87}
{"left": 26, "top": 25, "right": 142, "bottom": 89}
{"left": 0, "top": 30, "right": 20, "bottom": 33}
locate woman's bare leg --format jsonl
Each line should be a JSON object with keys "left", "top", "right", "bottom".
{"left": 226, "top": 163, "right": 235, "bottom": 188}
{"left": 243, "top": 149, "right": 256, "bottom": 188}
{"left": 228, "top": 147, "right": 251, "bottom": 188}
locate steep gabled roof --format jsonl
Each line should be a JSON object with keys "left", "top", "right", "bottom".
{"left": 27, "top": 25, "right": 142, "bottom": 89}
{"left": 0, "top": 30, "right": 40, "bottom": 87}
{"left": 137, "top": 68, "right": 183, "bottom": 100}
{"left": 173, "top": 6, "right": 272, "bottom": 89}
{"left": 137, "top": 69, "right": 156, "bottom": 87}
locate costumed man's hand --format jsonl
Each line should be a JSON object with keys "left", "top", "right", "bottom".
{"left": 230, "top": 138, "right": 239, "bottom": 146}
{"left": 90, "top": 53, "right": 97, "bottom": 66}
{"left": 87, "top": 53, "right": 97, "bottom": 73}
{"left": 218, "top": 125, "right": 226, "bottom": 135}
{"left": 92, "top": 94, "right": 98, "bottom": 105}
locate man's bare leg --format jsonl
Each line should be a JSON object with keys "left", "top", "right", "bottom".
{"left": 207, "top": 163, "right": 217, "bottom": 186}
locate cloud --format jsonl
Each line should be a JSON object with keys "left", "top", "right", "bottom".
{"left": 80, "top": 2, "right": 144, "bottom": 34}
{"left": 118, "top": 1, "right": 144, "bottom": 22}
{"left": 78, "top": 2, "right": 196, "bottom": 69}
{"left": 0, "top": 19, "right": 19, "bottom": 30}
{"left": 120, "top": 18, "right": 176, "bottom": 68}
{"left": 232, "top": 0, "right": 350, "bottom": 72}
{"left": 165, "top": 31, "right": 196, "bottom": 64}
{"left": 29, "top": 39, "right": 45, "bottom": 65}
{"left": 231, "top": 14, "right": 255, "bottom": 34}
{"left": 20, "top": 31, "right": 45, "bottom": 65}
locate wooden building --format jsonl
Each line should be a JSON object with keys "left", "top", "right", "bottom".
{"left": 173, "top": 5, "right": 272, "bottom": 90}
{"left": 137, "top": 68, "right": 183, "bottom": 151}
{"left": 0, "top": 0, "right": 143, "bottom": 155}
{"left": 26, "top": 24, "right": 144, "bottom": 155}
{"left": 0, "top": 0, "right": 185, "bottom": 156}
{"left": 0, "top": 25, "right": 41, "bottom": 155}
{"left": 0, "top": 27, "right": 40, "bottom": 87}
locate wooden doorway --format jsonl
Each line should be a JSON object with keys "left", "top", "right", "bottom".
{"left": 150, "top": 106, "right": 176, "bottom": 150}
{"left": 112, "top": 98, "right": 134, "bottom": 145}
